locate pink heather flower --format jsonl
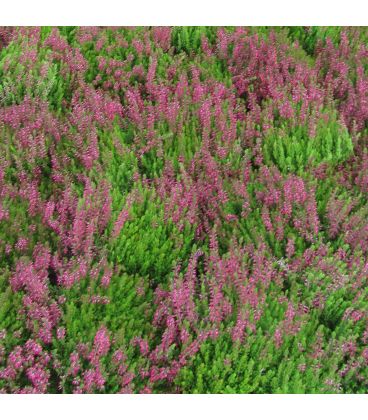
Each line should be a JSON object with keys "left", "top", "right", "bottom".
{"left": 120, "top": 372, "right": 135, "bottom": 391}
{"left": 93, "top": 326, "right": 110, "bottom": 357}
{"left": 113, "top": 208, "right": 130, "bottom": 238}
{"left": 26, "top": 366, "right": 50, "bottom": 393}
{"left": 209, "top": 328, "right": 219, "bottom": 339}
{"left": 342, "top": 341, "right": 357, "bottom": 357}
{"left": 285, "top": 302, "right": 296, "bottom": 322}
{"left": 90, "top": 295, "right": 110, "bottom": 304}
{"left": 9, "top": 347, "right": 24, "bottom": 370}
{"left": 57, "top": 295, "right": 66, "bottom": 305}
{"left": 69, "top": 352, "right": 81, "bottom": 376}
{"left": 180, "top": 328, "right": 190, "bottom": 344}
{"left": 58, "top": 269, "right": 76, "bottom": 289}
{"left": 105, "top": 101, "right": 123, "bottom": 121}
{"left": 100, "top": 268, "right": 112, "bottom": 288}
{"left": 15, "top": 237, "right": 28, "bottom": 251}
{"left": 44, "top": 200, "right": 55, "bottom": 221}
{"left": 350, "top": 310, "right": 364, "bottom": 323}
{"left": 112, "top": 349, "right": 125, "bottom": 365}
{"left": 362, "top": 348, "right": 368, "bottom": 365}
{"left": 93, "top": 366, "right": 106, "bottom": 390}
{"left": 11, "top": 260, "right": 49, "bottom": 303}
{"left": 83, "top": 369, "right": 97, "bottom": 392}
{"left": 232, "top": 313, "right": 247, "bottom": 342}
{"left": 278, "top": 99, "right": 294, "bottom": 119}
{"left": 286, "top": 237, "right": 295, "bottom": 259}
{"left": 140, "top": 386, "right": 152, "bottom": 394}
{"left": 199, "top": 99, "right": 212, "bottom": 132}
{"left": 274, "top": 328, "right": 283, "bottom": 348}
{"left": 261, "top": 206, "right": 273, "bottom": 232}
{"left": 24, "top": 340, "right": 42, "bottom": 356}
{"left": 201, "top": 35, "right": 213, "bottom": 56}
{"left": 152, "top": 27, "right": 171, "bottom": 52}
{"left": 225, "top": 214, "right": 237, "bottom": 222}
{"left": 0, "top": 204, "right": 9, "bottom": 221}
{"left": 132, "top": 337, "right": 149, "bottom": 356}
{"left": 57, "top": 327, "right": 66, "bottom": 340}
{"left": 76, "top": 343, "right": 89, "bottom": 358}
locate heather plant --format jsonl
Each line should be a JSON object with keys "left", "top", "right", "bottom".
{"left": 0, "top": 26, "right": 367, "bottom": 394}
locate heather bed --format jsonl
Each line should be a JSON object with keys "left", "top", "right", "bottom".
{"left": 0, "top": 26, "right": 367, "bottom": 393}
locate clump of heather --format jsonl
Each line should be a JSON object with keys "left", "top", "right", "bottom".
{"left": 0, "top": 26, "right": 367, "bottom": 394}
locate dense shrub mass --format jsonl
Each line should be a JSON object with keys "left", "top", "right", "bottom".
{"left": 0, "top": 26, "right": 367, "bottom": 394}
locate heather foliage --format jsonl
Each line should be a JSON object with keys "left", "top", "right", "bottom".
{"left": 0, "top": 26, "right": 367, "bottom": 394}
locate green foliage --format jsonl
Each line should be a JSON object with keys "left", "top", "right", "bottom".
{"left": 287, "top": 27, "right": 343, "bottom": 55}
{"left": 109, "top": 189, "right": 195, "bottom": 284}
{"left": 262, "top": 111, "right": 353, "bottom": 174}
{"left": 171, "top": 27, "right": 219, "bottom": 55}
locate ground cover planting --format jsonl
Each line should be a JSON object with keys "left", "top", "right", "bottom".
{"left": 0, "top": 26, "right": 367, "bottom": 393}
